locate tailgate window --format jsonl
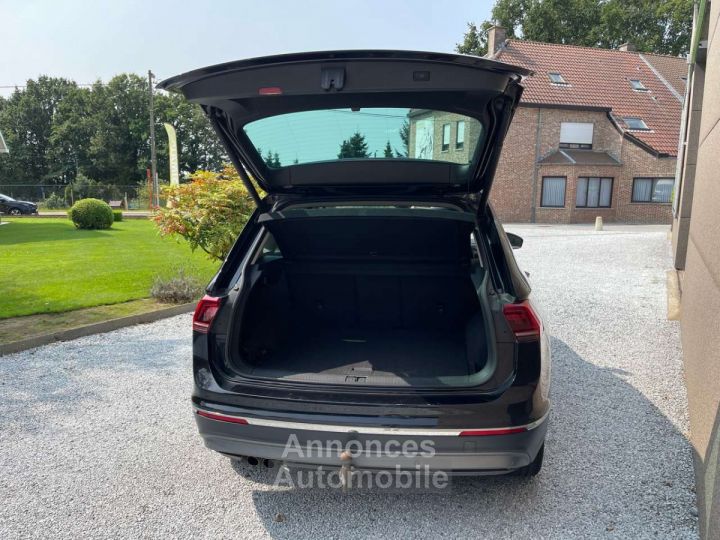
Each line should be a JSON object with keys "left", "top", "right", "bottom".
{"left": 243, "top": 108, "right": 483, "bottom": 168}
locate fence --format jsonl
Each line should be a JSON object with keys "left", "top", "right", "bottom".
{"left": 0, "top": 184, "right": 154, "bottom": 210}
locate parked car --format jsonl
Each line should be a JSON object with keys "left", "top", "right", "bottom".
{"left": 159, "top": 50, "right": 550, "bottom": 478}
{"left": 0, "top": 193, "right": 38, "bottom": 215}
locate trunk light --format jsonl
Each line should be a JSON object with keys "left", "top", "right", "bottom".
{"left": 502, "top": 300, "right": 541, "bottom": 341}
{"left": 258, "top": 86, "right": 283, "bottom": 95}
{"left": 192, "top": 295, "right": 223, "bottom": 333}
{"left": 459, "top": 427, "right": 527, "bottom": 436}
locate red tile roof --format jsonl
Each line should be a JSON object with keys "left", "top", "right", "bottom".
{"left": 495, "top": 40, "right": 686, "bottom": 156}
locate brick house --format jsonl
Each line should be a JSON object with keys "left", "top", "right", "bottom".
{"left": 409, "top": 29, "right": 687, "bottom": 223}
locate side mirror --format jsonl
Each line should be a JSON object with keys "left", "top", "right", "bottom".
{"left": 507, "top": 232, "right": 523, "bottom": 249}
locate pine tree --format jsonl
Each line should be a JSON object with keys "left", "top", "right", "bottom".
{"left": 337, "top": 132, "right": 370, "bottom": 159}
{"left": 383, "top": 141, "right": 394, "bottom": 158}
{"left": 398, "top": 120, "right": 409, "bottom": 157}
{"left": 263, "top": 149, "right": 281, "bottom": 167}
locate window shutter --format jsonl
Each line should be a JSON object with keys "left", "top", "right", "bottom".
{"left": 560, "top": 123, "right": 593, "bottom": 145}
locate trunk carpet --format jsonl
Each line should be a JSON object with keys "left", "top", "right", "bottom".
{"left": 249, "top": 327, "right": 469, "bottom": 379}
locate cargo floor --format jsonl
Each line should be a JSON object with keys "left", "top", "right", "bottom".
{"left": 247, "top": 327, "right": 471, "bottom": 384}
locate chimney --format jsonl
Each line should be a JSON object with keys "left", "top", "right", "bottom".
{"left": 618, "top": 42, "right": 636, "bottom": 52}
{"left": 487, "top": 26, "right": 507, "bottom": 56}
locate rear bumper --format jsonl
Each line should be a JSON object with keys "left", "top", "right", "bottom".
{"left": 193, "top": 406, "right": 548, "bottom": 474}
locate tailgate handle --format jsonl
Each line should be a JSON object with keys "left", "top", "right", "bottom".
{"left": 321, "top": 67, "right": 345, "bottom": 91}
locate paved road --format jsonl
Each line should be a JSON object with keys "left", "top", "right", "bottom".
{"left": 0, "top": 224, "right": 697, "bottom": 539}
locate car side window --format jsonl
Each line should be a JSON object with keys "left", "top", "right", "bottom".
{"left": 254, "top": 233, "right": 283, "bottom": 264}
{"left": 261, "top": 234, "right": 281, "bottom": 255}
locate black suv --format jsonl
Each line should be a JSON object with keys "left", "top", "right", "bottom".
{"left": 160, "top": 50, "right": 550, "bottom": 477}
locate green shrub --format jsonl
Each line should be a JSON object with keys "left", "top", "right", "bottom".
{"left": 150, "top": 268, "right": 204, "bottom": 304}
{"left": 113, "top": 210, "right": 123, "bottom": 222}
{"left": 45, "top": 192, "right": 66, "bottom": 209}
{"left": 68, "top": 198, "right": 114, "bottom": 229}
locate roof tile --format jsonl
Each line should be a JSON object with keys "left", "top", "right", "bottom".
{"left": 496, "top": 40, "right": 685, "bottom": 156}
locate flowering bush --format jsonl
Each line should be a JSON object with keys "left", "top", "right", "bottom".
{"left": 153, "top": 166, "right": 258, "bottom": 261}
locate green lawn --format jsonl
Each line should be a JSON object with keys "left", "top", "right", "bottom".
{"left": 0, "top": 218, "right": 220, "bottom": 319}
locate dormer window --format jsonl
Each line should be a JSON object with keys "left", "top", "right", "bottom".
{"left": 623, "top": 117, "right": 650, "bottom": 130}
{"left": 629, "top": 79, "right": 648, "bottom": 91}
{"left": 549, "top": 72, "right": 569, "bottom": 85}
{"left": 560, "top": 122, "right": 593, "bottom": 149}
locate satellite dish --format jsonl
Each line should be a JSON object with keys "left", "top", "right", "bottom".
{"left": 0, "top": 130, "right": 8, "bottom": 154}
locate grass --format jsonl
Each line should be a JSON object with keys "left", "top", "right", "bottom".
{"left": 0, "top": 218, "right": 219, "bottom": 319}
{"left": 0, "top": 298, "right": 182, "bottom": 344}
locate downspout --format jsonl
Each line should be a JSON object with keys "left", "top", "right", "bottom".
{"left": 529, "top": 108, "right": 543, "bottom": 223}
{"left": 673, "top": 0, "right": 702, "bottom": 218}
{"left": 674, "top": 61, "right": 693, "bottom": 218}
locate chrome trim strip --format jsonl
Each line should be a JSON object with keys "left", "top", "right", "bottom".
{"left": 194, "top": 408, "right": 550, "bottom": 436}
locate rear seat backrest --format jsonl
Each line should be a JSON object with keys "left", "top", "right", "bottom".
{"left": 286, "top": 266, "right": 478, "bottom": 330}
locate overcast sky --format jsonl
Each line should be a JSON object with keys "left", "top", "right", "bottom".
{"left": 0, "top": 0, "right": 492, "bottom": 96}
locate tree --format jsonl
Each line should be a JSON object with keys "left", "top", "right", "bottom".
{"left": 262, "top": 149, "right": 281, "bottom": 168}
{"left": 0, "top": 77, "right": 79, "bottom": 197}
{"left": 521, "top": 0, "right": 602, "bottom": 47}
{"left": 456, "top": 0, "right": 693, "bottom": 57}
{"left": 383, "top": 141, "right": 394, "bottom": 158}
{"left": 398, "top": 120, "right": 410, "bottom": 157}
{"left": 0, "top": 73, "right": 230, "bottom": 203}
{"left": 338, "top": 132, "right": 370, "bottom": 159}
{"left": 84, "top": 74, "right": 150, "bottom": 186}
{"left": 596, "top": 0, "right": 693, "bottom": 55}
{"left": 153, "top": 165, "right": 258, "bottom": 261}
{"left": 51, "top": 85, "right": 95, "bottom": 182}
{"left": 456, "top": 21, "right": 493, "bottom": 56}
{"left": 155, "top": 93, "right": 226, "bottom": 175}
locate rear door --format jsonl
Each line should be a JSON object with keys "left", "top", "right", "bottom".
{"left": 159, "top": 50, "right": 530, "bottom": 205}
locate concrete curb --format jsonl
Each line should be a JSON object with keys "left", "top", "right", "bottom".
{"left": 0, "top": 302, "right": 195, "bottom": 356}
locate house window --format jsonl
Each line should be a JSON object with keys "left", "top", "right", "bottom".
{"left": 632, "top": 177, "right": 674, "bottom": 203}
{"left": 549, "top": 72, "right": 568, "bottom": 85}
{"left": 624, "top": 117, "right": 649, "bottom": 130}
{"left": 541, "top": 177, "right": 566, "bottom": 207}
{"left": 577, "top": 177, "right": 613, "bottom": 208}
{"left": 560, "top": 122, "right": 593, "bottom": 149}
{"left": 456, "top": 121, "right": 465, "bottom": 150}
{"left": 629, "top": 79, "right": 648, "bottom": 91}
{"left": 441, "top": 123, "right": 451, "bottom": 151}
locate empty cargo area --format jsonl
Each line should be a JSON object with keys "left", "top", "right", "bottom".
{"left": 232, "top": 207, "right": 493, "bottom": 387}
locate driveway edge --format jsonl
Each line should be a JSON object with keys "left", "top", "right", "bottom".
{"left": 0, "top": 302, "right": 195, "bottom": 356}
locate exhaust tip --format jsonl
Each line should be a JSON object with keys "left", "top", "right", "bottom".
{"left": 246, "top": 456, "right": 259, "bottom": 466}
{"left": 262, "top": 459, "right": 274, "bottom": 468}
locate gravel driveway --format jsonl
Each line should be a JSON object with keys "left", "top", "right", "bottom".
{"left": 0, "top": 224, "right": 697, "bottom": 539}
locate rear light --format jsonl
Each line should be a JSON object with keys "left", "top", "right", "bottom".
{"left": 192, "top": 295, "right": 223, "bottom": 333}
{"left": 196, "top": 410, "right": 248, "bottom": 425}
{"left": 459, "top": 427, "right": 527, "bottom": 436}
{"left": 258, "top": 86, "right": 283, "bottom": 95}
{"left": 502, "top": 300, "right": 541, "bottom": 341}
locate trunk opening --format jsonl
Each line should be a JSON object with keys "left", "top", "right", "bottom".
{"left": 230, "top": 207, "right": 496, "bottom": 388}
